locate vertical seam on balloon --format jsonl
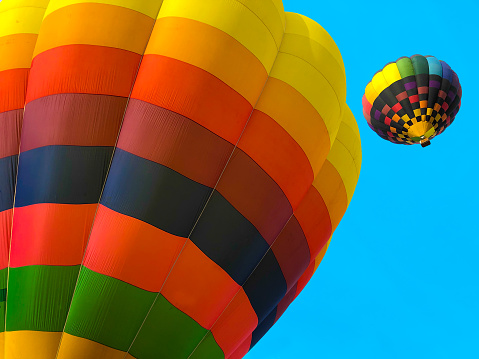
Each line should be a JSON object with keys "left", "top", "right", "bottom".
{"left": 50, "top": 3, "right": 167, "bottom": 358}
{"left": 121, "top": 5, "right": 286, "bottom": 359}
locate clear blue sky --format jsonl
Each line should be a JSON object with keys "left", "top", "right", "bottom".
{"left": 249, "top": 1, "right": 478, "bottom": 358}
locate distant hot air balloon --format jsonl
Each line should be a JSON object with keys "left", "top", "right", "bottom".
{"left": 0, "top": 1, "right": 361, "bottom": 358}
{"left": 363, "top": 55, "right": 461, "bottom": 147}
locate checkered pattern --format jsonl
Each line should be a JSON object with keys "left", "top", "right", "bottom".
{"left": 363, "top": 55, "right": 461, "bottom": 145}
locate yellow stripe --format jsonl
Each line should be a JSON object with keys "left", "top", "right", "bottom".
{"left": 0, "top": 6, "right": 46, "bottom": 37}
{"left": 5, "top": 331, "right": 62, "bottom": 359}
{"left": 33, "top": 2, "right": 156, "bottom": 57}
{"left": 256, "top": 77, "right": 330, "bottom": 176}
{"left": 270, "top": 52, "right": 342, "bottom": 147}
{"left": 57, "top": 333, "right": 126, "bottom": 359}
{"left": 371, "top": 71, "right": 389, "bottom": 96}
{"left": 0, "top": 0, "right": 49, "bottom": 13}
{"left": 43, "top": 0, "right": 162, "bottom": 18}
{"left": 382, "top": 62, "right": 401, "bottom": 85}
{"left": 364, "top": 82, "right": 378, "bottom": 105}
{"left": 145, "top": 16, "right": 267, "bottom": 106}
{"left": 157, "top": 0, "right": 283, "bottom": 72}
{"left": 284, "top": 13, "right": 344, "bottom": 74}
{"left": 0, "top": 33, "right": 38, "bottom": 71}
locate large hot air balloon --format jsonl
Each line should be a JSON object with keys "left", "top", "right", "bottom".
{"left": 363, "top": 55, "right": 461, "bottom": 147}
{"left": 0, "top": 1, "right": 361, "bottom": 358}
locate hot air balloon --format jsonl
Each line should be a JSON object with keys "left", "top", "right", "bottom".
{"left": 363, "top": 55, "right": 461, "bottom": 147}
{"left": 0, "top": 1, "right": 361, "bottom": 358}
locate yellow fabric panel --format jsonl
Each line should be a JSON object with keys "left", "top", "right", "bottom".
{"left": 33, "top": 2, "right": 156, "bottom": 57}
{"left": 284, "top": 13, "right": 344, "bottom": 74}
{"left": 364, "top": 82, "right": 378, "bottom": 105}
{"left": 43, "top": 0, "right": 162, "bottom": 18}
{"left": 313, "top": 238, "right": 331, "bottom": 272}
{"left": 312, "top": 160, "right": 348, "bottom": 231}
{"left": 0, "top": 332, "right": 3, "bottom": 359}
{"left": 56, "top": 333, "right": 126, "bottom": 359}
{"left": 371, "top": 71, "right": 389, "bottom": 96}
{"left": 0, "top": 0, "right": 49, "bottom": 13}
{"left": 0, "top": 6, "right": 46, "bottom": 37}
{"left": 144, "top": 17, "right": 267, "bottom": 106}
{"left": 256, "top": 77, "right": 330, "bottom": 176}
{"left": 0, "top": 33, "right": 38, "bottom": 71}
{"left": 382, "top": 62, "right": 401, "bottom": 85}
{"left": 4, "top": 331, "right": 62, "bottom": 359}
{"left": 157, "top": 0, "right": 283, "bottom": 72}
{"left": 270, "top": 51, "right": 342, "bottom": 147}
{"left": 280, "top": 33, "right": 346, "bottom": 103}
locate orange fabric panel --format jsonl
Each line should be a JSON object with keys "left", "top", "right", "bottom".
{"left": 145, "top": 16, "right": 267, "bottom": 105}
{"left": 255, "top": 77, "right": 331, "bottom": 174}
{"left": 9, "top": 203, "right": 97, "bottom": 267}
{"left": 294, "top": 186, "right": 332, "bottom": 259}
{"left": 0, "top": 209, "right": 13, "bottom": 270}
{"left": 294, "top": 260, "right": 315, "bottom": 298}
{"left": 0, "top": 33, "right": 37, "bottom": 72}
{"left": 227, "top": 335, "right": 252, "bottom": 359}
{"left": 131, "top": 54, "right": 252, "bottom": 145}
{"left": 0, "top": 108, "right": 22, "bottom": 158}
{"left": 26, "top": 45, "right": 141, "bottom": 104}
{"left": 57, "top": 333, "right": 129, "bottom": 359}
{"left": 0, "top": 68, "right": 29, "bottom": 113}
{"left": 211, "top": 288, "right": 257, "bottom": 358}
{"left": 33, "top": 3, "right": 155, "bottom": 57}
{"left": 117, "top": 100, "right": 234, "bottom": 188}
{"left": 238, "top": 109, "right": 313, "bottom": 210}
{"left": 83, "top": 205, "right": 186, "bottom": 292}
{"left": 313, "top": 160, "right": 348, "bottom": 231}
{"left": 162, "top": 240, "right": 240, "bottom": 329}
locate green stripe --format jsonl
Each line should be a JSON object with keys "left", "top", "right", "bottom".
{"left": 396, "top": 57, "right": 415, "bottom": 78}
{"left": 64, "top": 267, "right": 156, "bottom": 351}
{"left": 130, "top": 295, "right": 224, "bottom": 359}
{"left": 6, "top": 265, "right": 79, "bottom": 332}
{"left": 0, "top": 267, "right": 7, "bottom": 333}
{"left": 411, "top": 55, "right": 429, "bottom": 75}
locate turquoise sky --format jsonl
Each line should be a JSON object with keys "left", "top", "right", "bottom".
{"left": 249, "top": 1, "right": 478, "bottom": 358}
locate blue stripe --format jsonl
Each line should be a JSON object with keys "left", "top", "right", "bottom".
{"left": 15, "top": 146, "right": 113, "bottom": 207}
{"left": 0, "top": 155, "right": 18, "bottom": 212}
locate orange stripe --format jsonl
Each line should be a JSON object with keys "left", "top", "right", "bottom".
{"left": 145, "top": 16, "right": 267, "bottom": 105}
{"left": 294, "top": 186, "right": 332, "bottom": 259}
{"left": 83, "top": 205, "right": 185, "bottom": 292}
{"left": 0, "top": 68, "right": 29, "bottom": 113}
{"left": 162, "top": 240, "right": 240, "bottom": 329}
{"left": 33, "top": 3, "right": 155, "bottom": 57}
{"left": 0, "top": 33, "right": 37, "bottom": 72}
{"left": 0, "top": 209, "right": 13, "bottom": 270}
{"left": 312, "top": 160, "right": 348, "bottom": 231}
{"left": 9, "top": 203, "right": 97, "bottom": 267}
{"left": 131, "top": 54, "right": 252, "bottom": 145}
{"left": 26, "top": 45, "right": 141, "bottom": 104}
{"left": 211, "top": 289, "right": 257, "bottom": 358}
{"left": 238, "top": 110, "right": 313, "bottom": 210}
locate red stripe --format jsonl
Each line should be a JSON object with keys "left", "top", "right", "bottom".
{"left": 83, "top": 205, "right": 185, "bottom": 292}
{"left": 295, "top": 260, "right": 315, "bottom": 298}
{"left": 228, "top": 335, "right": 252, "bottom": 359}
{"left": 0, "top": 68, "right": 29, "bottom": 113}
{"left": 0, "top": 209, "right": 13, "bottom": 270}
{"left": 21, "top": 94, "right": 127, "bottom": 152}
{"left": 26, "top": 45, "right": 141, "bottom": 104}
{"left": 9, "top": 203, "right": 97, "bottom": 267}
{"left": 131, "top": 54, "right": 252, "bottom": 144}
{"left": 116, "top": 100, "right": 234, "bottom": 188}
{"left": 409, "top": 94, "right": 419, "bottom": 103}
{"left": 392, "top": 103, "right": 402, "bottom": 112}
{"left": 0, "top": 109, "right": 22, "bottom": 158}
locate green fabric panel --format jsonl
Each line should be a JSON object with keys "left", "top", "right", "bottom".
{"left": 6, "top": 265, "right": 79, "bottom": 332}
{"left": 396, "top": 57, "right": 415, "bottom": 78}
{"left": 0, "top": 267, "right": 7, "bottom": 333}
{"left": 64, "top": 267, "right": 156, "bottom": 352}
{"left": 189, "top": 332, "right": 225, "bottom": 359}
{"left": 411, "top": 55, "right": 429, "bottom": 75}
{"left": 129, "top": 295, "right": 222, "bottom": 359}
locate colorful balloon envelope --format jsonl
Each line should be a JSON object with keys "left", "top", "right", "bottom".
{"left": 0, "top": 0, "right": 361, "bottom": 358}
{"left": 363, "top": 55, "right": 461, "bottom": 147}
